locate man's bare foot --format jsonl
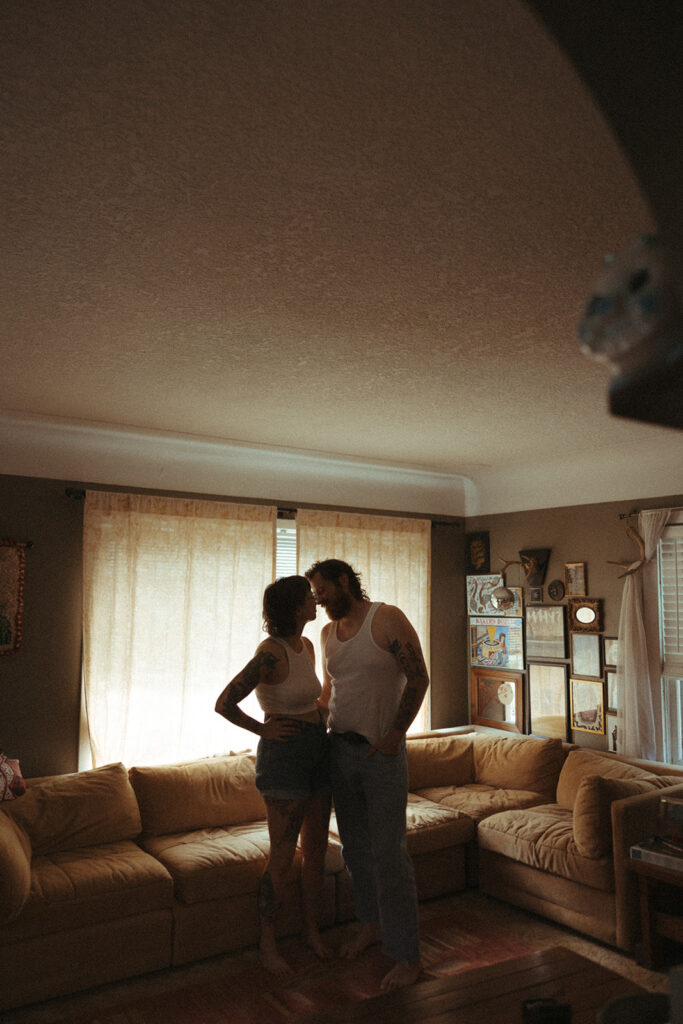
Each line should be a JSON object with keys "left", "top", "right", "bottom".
{"left": 259, "top": 944, "right": 294, "bottom": 979}
{"left": 339, "top": 921, "right": 381, "bottom": 959}
{"left": 380, "top": 959, "right": 421, "bottom": 992}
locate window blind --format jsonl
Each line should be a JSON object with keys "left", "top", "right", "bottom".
{"left": 659, "top": 524, "right": 683, "bottom": 678}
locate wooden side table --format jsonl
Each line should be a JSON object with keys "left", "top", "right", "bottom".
{"left": 630, "top": 856, "right": 683, "bottom": 969}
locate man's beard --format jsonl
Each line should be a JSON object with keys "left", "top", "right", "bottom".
{"left": 323, "top": 590, "right": 352, "bottom": 620}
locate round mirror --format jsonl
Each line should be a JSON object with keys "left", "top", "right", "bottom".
{"left": 576, "top": 605, "right": 596, "bottom": 624}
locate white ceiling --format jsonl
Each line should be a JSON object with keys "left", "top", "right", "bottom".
{"left": 2, "top": 0, "right": 682, "bottom": 516}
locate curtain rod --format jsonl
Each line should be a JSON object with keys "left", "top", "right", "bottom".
{"left": 618, "top": 505, "right": 683, "bottom": 519}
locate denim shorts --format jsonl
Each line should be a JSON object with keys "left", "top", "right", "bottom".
{"left": 255, "top": 718, "right": 331, "bottom": 800}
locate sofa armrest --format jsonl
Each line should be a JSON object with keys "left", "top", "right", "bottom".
{"left": 612, "top": 782, "right": 683, "bottom": 951}
{"left": 0, "top": 810, "right": 31, "bottom": 924}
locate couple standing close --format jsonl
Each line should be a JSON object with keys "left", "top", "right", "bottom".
{"left": 214, "top": 558, "right": 429, "bottom": 993}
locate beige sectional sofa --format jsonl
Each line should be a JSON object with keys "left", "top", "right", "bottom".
{"left": 1, "top": 730, "right": 683, "bottom": 1013}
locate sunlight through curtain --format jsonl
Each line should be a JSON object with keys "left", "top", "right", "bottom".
{"left": 82, "top": 491, "right": 275, "bottom": 767}
{"left": 296, "top": 508, "right": 431, "bottom": 733}
{"left": 616, "top": 508, "right": 671, "bottom": 760}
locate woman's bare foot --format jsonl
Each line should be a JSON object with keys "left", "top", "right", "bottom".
{"left": 306, "top": 928, "right": 333, "bottom": 960}
{"left": 339, "top": 921, "right": 381, "bottom": 959}
{"left": 380, "top": 959, "right": 421, "bottom": 992}
{"left": 259, "top": 941, "right": 294, "bottom": 979}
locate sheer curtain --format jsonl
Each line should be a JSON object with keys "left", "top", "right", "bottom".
{"left": 297, "top": 508, "right": 431, "bottom": 733}
{"left": 82, "top": 491, "right": 275, "bottom": 767}
{"left": 616, "top": 508, "right": 671, "bottom": 760}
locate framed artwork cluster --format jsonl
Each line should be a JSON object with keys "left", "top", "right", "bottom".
{"left": 466, "top": 550, "right": 618, "bottom": 745}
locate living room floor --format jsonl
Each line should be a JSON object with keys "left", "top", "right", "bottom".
{"left": 4, "top": 891, "right": 671, "bottom": 1023}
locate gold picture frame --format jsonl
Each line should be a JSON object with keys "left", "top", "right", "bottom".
{"left": 564, "top": 561, "right": 587, "bottom": 597}
{"left": 567, "top": 597, "right": 603, "bottom": 633}
{"left": 570, "top": 677, "right": 605, "bottom": 734}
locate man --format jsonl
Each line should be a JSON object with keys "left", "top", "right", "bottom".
{"left": 305, "top": 558, "right": 430, "bottom": 992}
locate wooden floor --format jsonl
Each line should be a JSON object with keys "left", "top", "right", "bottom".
{"left": 302, "top": 946, "right": 647, "bottom": 1023}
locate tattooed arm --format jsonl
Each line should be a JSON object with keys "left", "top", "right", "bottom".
{"left": 370, "top": 605, "right": 430, "bottom": 755}
{"left": 215, "top": 641, "right": 296, "bottom": 740}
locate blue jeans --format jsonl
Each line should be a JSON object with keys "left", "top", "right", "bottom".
{"left": 329, "top": 732, "right": 419, "bottom": 963}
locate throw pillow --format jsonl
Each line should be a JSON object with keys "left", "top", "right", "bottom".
{"left": 573, "top": 774, "right": 657, "bottom": 858}
{"left": 557, "top": 748, "right": 657, "bottom": 809}
{"left": 0, "top": 753, "right": 25, "bottom": 801}
{"left": 0, "top": 811, "right": 31, "bottom": 924}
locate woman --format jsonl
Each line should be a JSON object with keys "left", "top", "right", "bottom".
{"left": 215, "top": 575, "right": 331, "bottom": 977}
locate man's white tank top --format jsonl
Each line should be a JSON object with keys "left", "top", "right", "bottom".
{"left": 326, "top": 602, "right": 406, "bottom": 742}
{"left": 255, "top": 637, "right": 322, "bottom": 717}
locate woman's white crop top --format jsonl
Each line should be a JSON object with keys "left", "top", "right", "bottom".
{"left": 255, "top": 637, "right": 322, "bottom": 716}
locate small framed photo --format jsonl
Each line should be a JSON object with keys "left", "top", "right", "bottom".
{"left": 470, "top": 667, "right": 524, "bottom": 733}
{"left": 567, "top": 597, "right": 603, "bottom": 633}
{"left": 570, "top": 678, "right": 605, "bottom": 734}
{"left": 606, "top": 667, "right": 618, "bottom": 714}
{"left": 528, "top": 662, "right": 568, "bottom": 740}
{"left": 570, "top": 632, "right": 602, "bottom": 679}
{"left": 469, "top": 616, "right": 524, "bottom": 671}
{"left": 603, "top": 636, "right": 619, "bottom": 668}
{"left": 607, "top": 711, "right": 618, "bottom": 752}
{"left": 564, "top": 562, "right": 587, "bottom": 597}
{"left": 529, "top": 586, "right": 543, "bottom": 603}
{"left": 525, "top": 604, "right": 566, "bottom": 660}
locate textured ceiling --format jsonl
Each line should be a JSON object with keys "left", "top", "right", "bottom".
{"left": 1, "top": 0, "right": 678, "bottom": 493}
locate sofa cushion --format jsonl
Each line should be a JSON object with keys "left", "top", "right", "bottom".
{"left": 415, "top": 783, "right": 552, "bottom": 823}
{"left": 477, "top": 805, "right": 614, "bottom": 892}
{"left": 573, "top": 775, "right": 659, "bottom": 858}
{"left": 472, "top": 735, "right": 564, "bottom": 801}
{"left": 330, "top": 795, "right": 474, "bottom": 856}
{"left": 4, "top": 763, "right": 141, "bottom": 856}
{"left": 556, "top": 749, "right": 659, "bottom": 810}
{"left": 406, "top": 735, "right": 474, "bottom": 790}
{"left": 141, "top": 821, "right": 280, "bottom": 903}
{"left": 0, "top": 812, "right": 31, "bottom": 924}
{"left": 130, "top": 754, "right": 266, "bottom": 837}
{"left": 3, "top": 840, "right": 173, "bottom": 943}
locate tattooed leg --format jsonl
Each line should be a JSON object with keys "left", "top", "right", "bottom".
{"left": 258, "top": 798, "right": 306, "bottom": 977}
{"left": 257, "top": 870, "right": 281, "bottom": 922}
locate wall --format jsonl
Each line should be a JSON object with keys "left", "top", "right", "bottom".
{"left": 467, "top": 492, "right": 683, "bottom": 752}
{"left": 1, "top": 471, "right": 680, "bottom": 776}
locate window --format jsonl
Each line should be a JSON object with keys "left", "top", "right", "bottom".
{"left": 275, "top": 516, "right": 297, "bottom": 578}
{"left": 659, "top": 518, "right": 683, "bottom": 764}
{"left": 82, "top": 493, "right": 433, "bottom": 769}
{"left": 82, "top": 491, "right": 275, "bottom": 767}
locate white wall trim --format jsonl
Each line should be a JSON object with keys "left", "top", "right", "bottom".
{"left": 1, "top": 412, "right": 681, "bottom": 517}
{"left": 0, "top": 412, "right": 474, "bottom": 517}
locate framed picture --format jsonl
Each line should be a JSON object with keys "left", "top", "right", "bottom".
{"left": 570, "top": 632, "right": 602, "bottom": 679}
{"left": 470, "top": 667, "right": 523, "bottom": 733}
{"left": 529, "top": 586, "right": 543, "bottom": 603}
{"left": 607, "top": 712, "right": 618, "bottom": 752}
{"left": 564, "top": 562, "right": 587, "bottom": 597}
{"left": 469, "top": 616, "right": 524, "bottom": 671}
{"left": 465, "top": 531, "right": 490, "bottom": 574}
{"left": 524, "top": 604, "right": 566, "bottom": 660}
{"left": 567, "top": 597, "right": 603, "bottom": 633}
{"left": 466, "top": 574, "right": 501, "bottom": 616}
{"left": 528, "top": 662, "right": 568, "bottom": 740}
{"left": 0, "top": 539, "right": 28, "bottom": 655}
{"left": 570, "top": 678, "right": 605, "bottom": 734}
{"left": 603, "top": 636, "right": 619, "bottom": 668}
{"left": 606, "top": 667, "right": 618, "bottom": 714}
